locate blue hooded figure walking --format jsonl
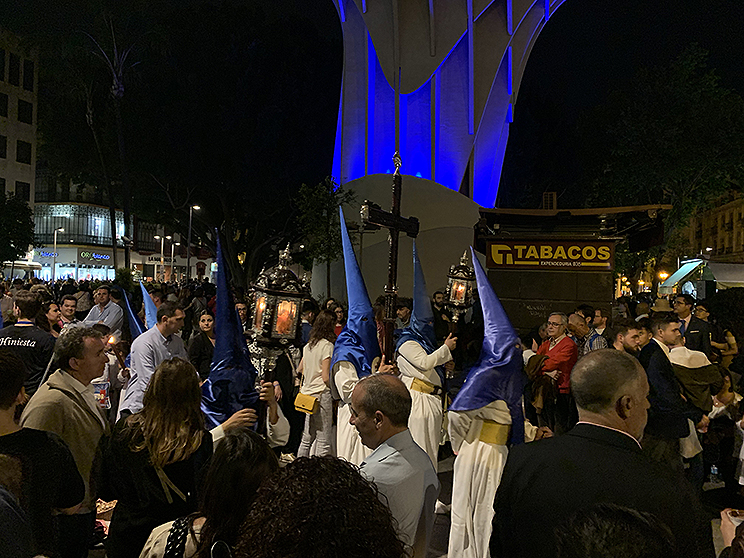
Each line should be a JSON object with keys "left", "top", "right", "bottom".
{"left": 395, "top": 243, "right": 457, "bottom": 471}
{"left": 447, "top": 247, "right": 541, "bottom": 558}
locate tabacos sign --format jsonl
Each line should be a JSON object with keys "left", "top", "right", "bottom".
{"left": 486, "top": 240, "right": 614, "bottom": 271}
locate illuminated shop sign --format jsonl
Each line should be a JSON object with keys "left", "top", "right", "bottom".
{"left": 77, "top": 249, "right": 113, "bottom": 264}
{"left": 34, "top": 250, "right": 58, "bottom": 258}
{"left": 486, "top": 240, "right": 615, "bottom": 271}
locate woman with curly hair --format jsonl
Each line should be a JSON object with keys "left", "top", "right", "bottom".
{"left": 98, "top": 358, "right": 212, "bottom": 558}
{"left": 140, "top": 426, "right": 279, "bottom": 558}
{"left": 234, "top": 456, "right": 408, "bottom": 558}
{"left": 296, "top": 310, "right": 337, "bottom": 457}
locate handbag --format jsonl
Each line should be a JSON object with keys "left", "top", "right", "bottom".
{"left": 294, "top": 392, "right": 319, "bottom": 414}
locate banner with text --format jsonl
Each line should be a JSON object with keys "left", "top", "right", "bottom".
{"left": 486, "top": 240, "right": 614, "bottom": 271}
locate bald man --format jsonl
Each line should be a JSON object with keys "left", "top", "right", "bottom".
{"left": 491, "top": 349, "right": 714, "bottom": 558}
{"left": 351, "top": 374, "right": 439, "bottom": 557}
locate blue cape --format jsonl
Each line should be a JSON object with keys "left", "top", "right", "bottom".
{"left": 200, "top": 233, "right": 259, "bottom": 430}
{"left": 330, "top": 207, "right": 380, "bottom": 377}
{"left": 449, "top": 247, "right": 526, "bottom": 445}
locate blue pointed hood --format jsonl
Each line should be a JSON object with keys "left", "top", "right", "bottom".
{"left": 331, "top": 207, "right": 380, "bottom": 377}
{"left": 201, "top": 233, "right": 259, "bottom": 429}
{"left": 139, "top": 281, "right": 157, "bottom": 329}
{"left": 450, "top": 247, "right": 526, "bottom": 445}
{"left": 396, "top": 242, "right": 444, "bottom": 381}
{"left": 123, "top": 290, "right": 146, "bottom": 340}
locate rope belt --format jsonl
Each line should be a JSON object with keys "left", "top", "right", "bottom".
{"left": 410, "top": 377, "right": 444, "bottom": 398}
{"left": 479, "top": 420, "right": 511, "bottom": 445}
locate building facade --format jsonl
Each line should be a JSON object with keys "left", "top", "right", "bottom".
{"left": 0, "top": 29, "right": 37, "bottom": 205}
{"left": 32, "top": 172, "right": 214, "bottom": 282}
{"left": 688, "top": 193, "right": 744, "bottom": 263}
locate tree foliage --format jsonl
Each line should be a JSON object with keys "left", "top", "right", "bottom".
{"left": 296, "top": 178, "right": 356, "bottom": 297}
{"left": 0, "top": 195, "right": 35, "bottom": 264}
{"left": 579, "top": 45, "right": 744, "bottom": 289}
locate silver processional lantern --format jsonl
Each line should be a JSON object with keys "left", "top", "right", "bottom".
{"left": 445, "top": 250, "right": 476, "bottom": 322}
{"left": 248, "top": 244, "right": 309, "bottom": 375}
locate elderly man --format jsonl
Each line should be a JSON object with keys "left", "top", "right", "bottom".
{"left": 21, "top": 327, "right": 111, "bottom": 558}
{"left": 491, "top": 350, "right": 714, "bottom": 558}
{"left": 351, "top": 374, "right": 439, "bottom": 557}
{"left": 568, "top": 312, "right": 607, "bottom": 357}
{"left": 118, "top": 301, "right": 187, "bottom": 417}
{"left": 83, "top": 285, "right": 124, "bottom": 336}
{"left": 536, "top": 312, "right": 578, "bottom": 434}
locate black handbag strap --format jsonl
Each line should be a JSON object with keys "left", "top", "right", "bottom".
{"left": 163, "top": 516, "right": 190, "bottom": 558}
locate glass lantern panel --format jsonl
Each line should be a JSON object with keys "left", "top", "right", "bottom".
{"left": 273, "top": 299, "right": 298, "bottom": 337}
{"left": 254, "top": 296, "right": 267, "bottom": 329}
{"left": 450, "top": 280, "right": 467, "bottom": 303}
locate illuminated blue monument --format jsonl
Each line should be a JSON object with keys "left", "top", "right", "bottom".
{"left": 315, "top": 0, "right": 567, "bottom": 300}
{"left": 331, "top": 0, "right": 566, "bottom": 207}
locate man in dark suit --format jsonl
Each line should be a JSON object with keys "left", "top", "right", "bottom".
{"left": 673, "top": 294, "right": 712, "bottom": 358}
{"left": 490, "top": 349, "right": 714, "bottom": 558}
{"left": 639, "top": 312, "right": 708, "bottom": 474}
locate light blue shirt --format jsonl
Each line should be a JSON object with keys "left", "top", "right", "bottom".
{"left": 83, "top": 300, "right": 124, "bottom": 336}
{"left": 118, "top": 326, "right": 187, "bottom": 416}
{"left": 359, "top": 429, "right": 439, "bottom": 553}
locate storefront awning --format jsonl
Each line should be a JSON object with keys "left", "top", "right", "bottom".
{"left": 660, "top": 260, "right": 705, "bottom": 292}
{"left": 707, "top": 262, "right": 744, "bottom": 288}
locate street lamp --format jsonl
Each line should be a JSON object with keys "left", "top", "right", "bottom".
{"left": 170, "top": 241, "right": 180, "bottom": 282}
{"left": 52, "top": 227, "right": 64, "bottom": 283}
{"left": 154, "top": 235, "right": 171, "bottom": 282}
{"left": 187, "top": 205, "right": 201, "bottom": 283}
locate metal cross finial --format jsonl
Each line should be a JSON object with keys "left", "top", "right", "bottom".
{"left": 393, "top": 151, "right": 402, "bottom": 175}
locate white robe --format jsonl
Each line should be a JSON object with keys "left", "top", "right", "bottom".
{"left": 333, "top": 361, "right": 372, "bottom": 466}
{"left": 396, "top": 340, "right": 451, "bottom": 470}
{"left": 447, "top": 401, "right": 536, "bottom": 558}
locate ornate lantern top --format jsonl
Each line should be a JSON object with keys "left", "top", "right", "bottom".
{"left": 449, "top": 251, "right": 476, "bottom": 283}
{"left": 254, "top": 244, "right": 304, "bottom": 294}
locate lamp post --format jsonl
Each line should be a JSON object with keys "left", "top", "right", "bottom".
{"left": 52, "top": 227, "right": 64, "bottom": 283}
{"left": 187, "top": 205, "right": 200, "bottom": 283}
{"left": 170, "top": 241, "right": 180, "bottom": 282}
{"left": 154, "top": 235, "right": 171, "bottom": 282}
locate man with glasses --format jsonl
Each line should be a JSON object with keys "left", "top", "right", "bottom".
{"left": 536, "top": 312, "right": 578, "bottom": 434}
{"left": 672, "top": 294, "right": 711, "bottom": 358}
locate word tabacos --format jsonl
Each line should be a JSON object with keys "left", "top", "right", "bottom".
{"left": 486, "top": 240, "right": 614, "bottom": 271}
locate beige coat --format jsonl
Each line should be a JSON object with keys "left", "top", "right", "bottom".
{"left": 21, "top": 370, "right": 110, "bottom": 510}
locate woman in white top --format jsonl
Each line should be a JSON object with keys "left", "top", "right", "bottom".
{"left": 296, "top": 310, "right": 337, "bottom": 457}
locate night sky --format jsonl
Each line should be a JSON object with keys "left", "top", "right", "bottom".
{"left": 2, "top": 0, "right": 743, "bottom": 209}
{"left": 500, "top": 0, "right": 744, "bottom": 208}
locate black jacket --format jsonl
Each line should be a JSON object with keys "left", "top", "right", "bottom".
{"left": 639, "top": 339, "right": 704, "bottom": 438}
{"left": 683, "top": 316, "right": 712, "bottom": 358}
{"left": 491, "top": 423, "right": 714, "bottom": 558}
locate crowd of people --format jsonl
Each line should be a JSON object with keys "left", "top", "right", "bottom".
{"left": 1, "top": 249, "right": 744, "bottom": 558}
